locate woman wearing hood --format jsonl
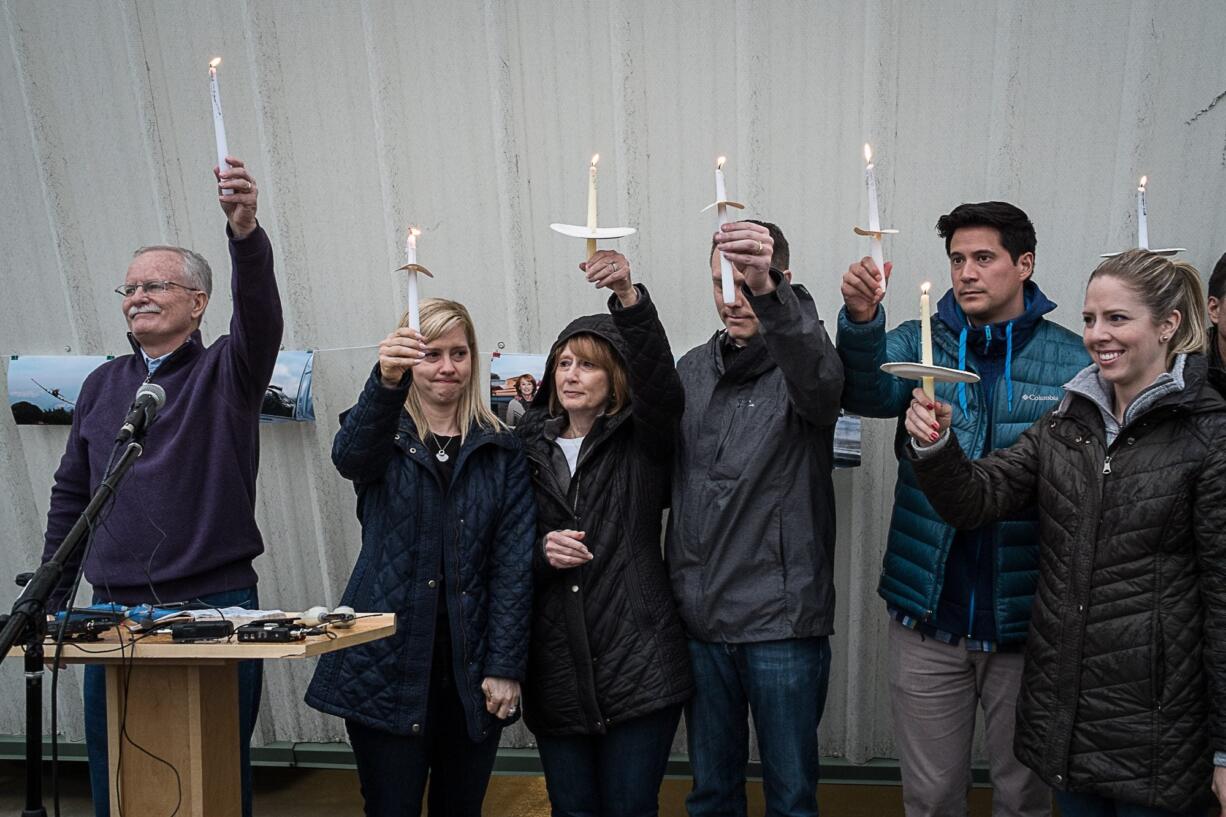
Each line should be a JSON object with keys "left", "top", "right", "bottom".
{"left": 904, "top": 250, "right": 1226, "bottom": 816}
{"left": 516, "top": 250, "right": 693, "bottom": 816}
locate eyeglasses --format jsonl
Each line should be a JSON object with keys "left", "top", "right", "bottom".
{"left": 114, "top": 281, "right": 201, "bottom": 298}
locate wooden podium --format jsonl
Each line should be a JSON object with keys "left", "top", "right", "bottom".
{"left": 37, "top": 613, "right": 395, "bottom": 817}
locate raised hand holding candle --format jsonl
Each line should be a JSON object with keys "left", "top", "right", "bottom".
{"left": 405, "top": 227, "right": 422, "bottom": 331}
{"left": 586, "top": 154, "right": 599, "bottom": 259}
{"left": 920, "top": 282, "right": 934, "bottom": 400}
{"left": 864, "top": 144, "right": 885, "bottom": 291}
{"left": 715, "top": 156, "right": 735, "bottom": 305}
{"left": 208, "top": 58, "right": 233, "bottom": 196}
{"left": 1137, "top": 175, "right": 1149, "bottom": 249}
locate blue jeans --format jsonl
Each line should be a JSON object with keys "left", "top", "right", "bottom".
{"left": 685, "top": 637, "right": 832, "bottom": 817}
{"left": 1055, "top": 790, "right": 1210, "bottom": 817}
{"left": 537, "top": 703, "right": 683, "bottom": 817}
{"left": 83, "top": 587, "right": 263, "bottom": 817}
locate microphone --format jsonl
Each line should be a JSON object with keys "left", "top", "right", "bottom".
{"left": 116, "top": 383, "right": 166, "bottom": 443}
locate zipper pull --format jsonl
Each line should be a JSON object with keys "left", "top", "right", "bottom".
{"left": 1102, "top": 455, "right": 1113, "bottom": 475}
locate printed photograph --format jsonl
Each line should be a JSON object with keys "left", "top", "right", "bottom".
{"left": 489, "top": 352, "right": 546, "bottom": 428}
{"left": 8, "top": 356, "right": 112, "bottom": 425}
{"left": 262, "top": 350, "right": 316, "bottom": 423}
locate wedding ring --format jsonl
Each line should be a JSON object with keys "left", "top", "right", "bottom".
{"left": 755, "top": 240, "right": 763, "bottom": 254}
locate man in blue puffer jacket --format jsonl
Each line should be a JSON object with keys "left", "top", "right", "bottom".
{"left": 837, "top": 202, "right": 1088, "bottom": 817}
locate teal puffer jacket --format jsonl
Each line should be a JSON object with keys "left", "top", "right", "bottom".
{"left": 837, "top": 293, "right": 1087, "bottom": 643}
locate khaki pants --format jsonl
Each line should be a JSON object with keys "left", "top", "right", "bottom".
{"left": 887, "top": 619, "right": 1051, "bottom": 817}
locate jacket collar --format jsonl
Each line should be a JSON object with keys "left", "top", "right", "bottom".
{"left": 705, "top": 330, "right": 774, "bottom": 381}
{"left": 1062, "top": 354, "right": 1188, "bottom": 433}
{"left": 126, "top": 330, "right": 203, "bottom": 376}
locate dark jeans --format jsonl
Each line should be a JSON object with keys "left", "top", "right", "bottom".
{"left": 685, "top": 637, "right": 832, "bottom": 817}
{"left": 83, "top": 587, "right": 263, "bottom": 817}
{"left": 1055, "top": 791, "right": 1210, "bottom": 817}
{"left": 536, "top": 703, "right": 683, "bottom": 817}
{"left": 345, "top": 665, "right": 500, "bottom": 817}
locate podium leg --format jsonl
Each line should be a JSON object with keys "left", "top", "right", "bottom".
{"left": 105, "top": 662, "right": 241, "bottom": 817}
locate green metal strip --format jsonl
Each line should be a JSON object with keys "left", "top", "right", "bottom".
{"left": 0, "top": 735, "right": 993, "bottom": 786}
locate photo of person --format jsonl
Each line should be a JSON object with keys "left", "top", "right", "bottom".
{"left": 489, "top": 353, "right": 546, "bottom": 425}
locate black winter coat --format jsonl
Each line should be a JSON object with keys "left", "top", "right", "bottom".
{"left": 305, "top": 367, "right": 536, "bottom": 742}
{"left": 517, "top": 287, "right": 693, "bottom": 736}
{"left": 910, "top": 355, "right": 1226, "bottom": 811}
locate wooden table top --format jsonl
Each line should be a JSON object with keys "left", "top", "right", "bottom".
{"left": 9, "top": 612, "right": 396, "bottom": 665}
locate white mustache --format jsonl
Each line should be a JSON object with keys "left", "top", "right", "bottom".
{"left": 128, "top": 305, "right": 162, "bottom": 318}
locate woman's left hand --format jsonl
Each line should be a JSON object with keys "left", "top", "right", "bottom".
{"left": 482, "top": 676, "right": 521, "bottom": 720}
{"left": 1212, "top": 766, "right": 1225, "bottom": 816}
{"left": 581, "top": 250, "right": 638, "bottom": 307}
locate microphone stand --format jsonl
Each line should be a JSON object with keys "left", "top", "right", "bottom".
{"left": 0, "top": 439, "right": 145, "bottom": 817}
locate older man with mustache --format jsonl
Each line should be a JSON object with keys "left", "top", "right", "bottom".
{"left": 41, "top": 156, "right": 282, "bottom": 817}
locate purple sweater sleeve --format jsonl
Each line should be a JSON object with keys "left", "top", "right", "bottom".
{"left": 224, "top": 223, "right": 284, "bottom": 403}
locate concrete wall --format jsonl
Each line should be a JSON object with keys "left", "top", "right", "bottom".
{"left": 2, "top": 0, "right": 1225, "bottom": 763}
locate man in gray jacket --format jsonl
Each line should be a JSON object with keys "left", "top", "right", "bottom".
{"left": 668, "top": 219, "right": 845, "bottom": 817}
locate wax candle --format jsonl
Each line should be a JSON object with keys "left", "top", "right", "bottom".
{"left": 587, "top": 154, "right": 599, "bottom": 259}
{"left": 920, "top": 282, "right": 934, "bottom": 400}
{"left": 406, "top": 227, "right": 422, "bottom": 332}
{"left": 864, "top": 144, "right": 885, "bottom": 292}
{"left": 1137, "top": 176, "right": 1149, "bottom": 249}
{"left": 715, "top": 156, "right": 735, "bottom": 305}
{"left": 209, "top": 58, "right": 233, "bottom": 196}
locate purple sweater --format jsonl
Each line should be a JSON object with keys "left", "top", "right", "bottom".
{"left": 42, "top": 225, "right": 283, "bottom": 606}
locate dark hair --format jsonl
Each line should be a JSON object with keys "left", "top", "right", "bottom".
{"left": 1210, "top": 252, "right": 1226, "bottom": 301}
{"left": 935, "top": 202, "right": 1036, "bottom": 264}
{"left": 708, "top": 219, "right": 790, "bottom": 270}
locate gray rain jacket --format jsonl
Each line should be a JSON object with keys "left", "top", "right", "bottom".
{"left": 667, "top": 272, "right": 845, "bottom": 642}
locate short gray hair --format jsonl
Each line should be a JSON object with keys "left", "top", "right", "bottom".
{"left": 132, "top": 245, "right": 213, "bottom": 296}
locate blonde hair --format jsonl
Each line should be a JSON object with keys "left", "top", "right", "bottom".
{"left": 1090, "top": 250, "right": 1208, "bottom": 362}
{"left": 547, "top": 333, "right": 629, "bottom": 417}
{"left": 398, "top": 298, "right": 503, "bottom": 442}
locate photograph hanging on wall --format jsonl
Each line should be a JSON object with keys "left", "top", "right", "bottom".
{"left": 262, "top": 350, "right": 316, "bottom": 423}
{"left": 8, "top": 351, "right": 317, "bottom": 426}
{"left": 7, "top": 355, "right": 113, "bottom": 425}
{"left": 489, "top": 351, "right": 546, "bottom": 428}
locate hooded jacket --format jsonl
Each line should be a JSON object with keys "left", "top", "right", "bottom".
{"left": 667, "top": 273, "right": 844, "bottom": 643}
{"left": 305, "top": 367, "right": 536, "bottom": 742}
{"left": 837, "top": 281, "right": 1089, "bottom": 643}
{"left": 517, "top": 286, "right": 692, "bottom": 736}
{"left": 907, "top": 354, "right": 1226, "bottom": 811}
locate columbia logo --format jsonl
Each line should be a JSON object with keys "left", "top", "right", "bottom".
{"left": 1021, "top": 394, "right": 1059, "bottom": 401}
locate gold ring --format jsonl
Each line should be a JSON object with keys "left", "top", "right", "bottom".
{"left": 755, "top": 240, "right": 763, "bottom": 254}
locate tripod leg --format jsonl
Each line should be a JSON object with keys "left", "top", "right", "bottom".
{"left": 23, "top": 643, "right": 47, "bottom": 817}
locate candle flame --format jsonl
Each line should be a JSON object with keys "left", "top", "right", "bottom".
{"left": 591, "top": 154, "right": 600, "bottom": 167}
{"left": 863, "top": 143, "right": 873, "bottom": 164}
{"left": 209, "top": 57, "right": 221, "bottom": 69}
{"left": 921, "top": 282, "right": 931, "bottom": 295}
{"left": 1138, "top": 175, "right": 1147, "bottom": 191}
{"left": 717, "top": 156, "right": 726, "bottom": 170}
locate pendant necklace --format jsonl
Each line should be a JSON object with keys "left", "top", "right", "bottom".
{"left": 431, "top": 434, "right": 453, "bottom": 463}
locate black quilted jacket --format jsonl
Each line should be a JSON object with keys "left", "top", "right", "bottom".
{"left": 910, "top": 355, "right": 1226, "bottom": 811}
{"left": 517, "top": 286, "right": 694, "bottom": 736}
{"left": 305, "top": 366, "right": 536, "bottom": 742}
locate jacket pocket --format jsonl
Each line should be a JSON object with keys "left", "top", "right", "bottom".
{"left": 1150, "top": 615, "right": 1166, "bottom": 709}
